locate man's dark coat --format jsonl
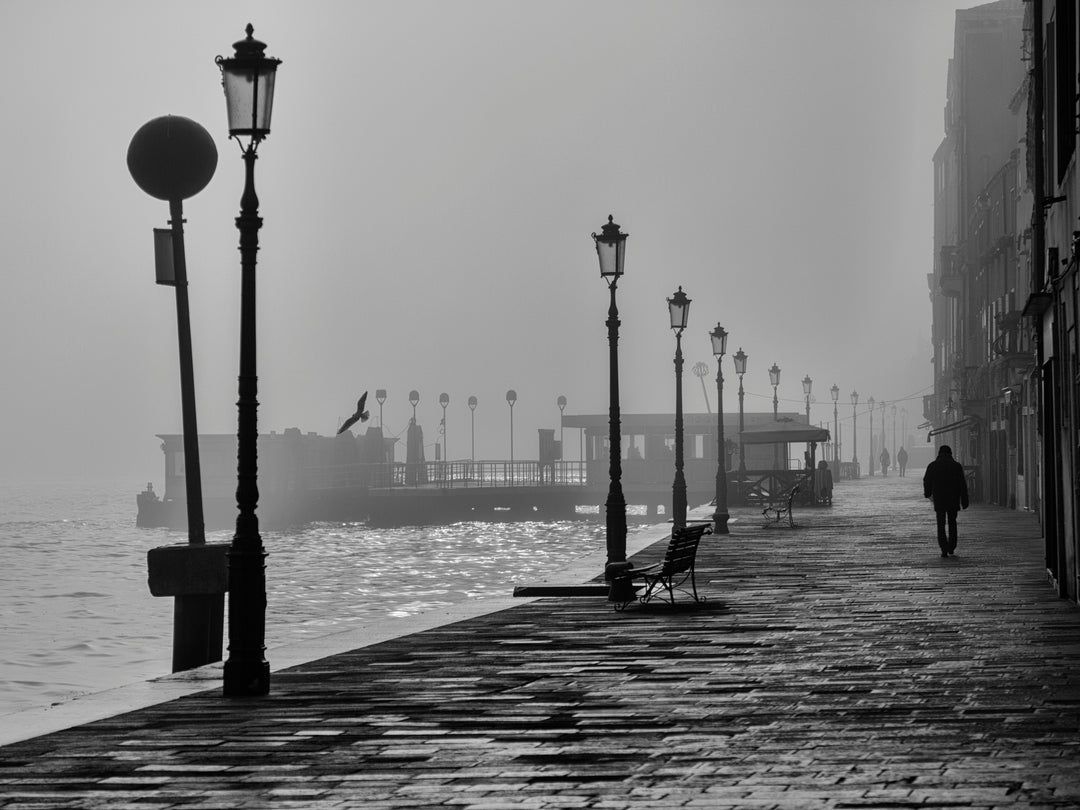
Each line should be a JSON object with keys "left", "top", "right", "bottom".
{"left": 923, "top": 452, "right": 969, "bottom": 512}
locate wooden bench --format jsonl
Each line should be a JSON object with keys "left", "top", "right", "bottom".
{"left": 612, "top": 522, "right": 713, "bottom": 610}
{"left": 761, "top": 484, "right": 800, "bottom": 528}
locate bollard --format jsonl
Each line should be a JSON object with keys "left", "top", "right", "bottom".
{"left": 147, "top": 543, "right": 229, "bottom": 672}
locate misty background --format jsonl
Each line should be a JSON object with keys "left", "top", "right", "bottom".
{"left": 0, "top": 1, "right": 973, "bottom": 483}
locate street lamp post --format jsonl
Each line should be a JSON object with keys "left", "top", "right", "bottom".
{"left": 506, "top": 389, "right": 516, "bottom": 474}
{"left": 880, "top": 400, "right": 887, "bottom": 474}
{"left": 592, "top": 215, "right": 628, "bottom": 580}
{"left": 802, "top": 375, "right": 812, "bottom": 424}
{"left": 710, "top": 324, "right": 729, "bottom": 534}
{"left": 668, "top": 286, "right": 691, "bottom": 530}
{"left": 375, "top": 389, "right": 387, "bottom": 428}
{"left": 769, "top": 363, "right": 781, "bottom": 468}
{"left": 557, "top": 395, "right": 567, "bottom": 481}
{"left": 891, "top": 404, "right": 898, "bottom": 459}
{"left": 851, "top": 390, "right": 859, "bottom": 476}
{"left": 733, "top": 348, "right": 748, "bottom": 477}
{"left": 830, "top": 384, "right": 840, "bottom": 463}
{"left": 468, "top": 396, "right": 477, "bottom": 462}
{"left": 217, "top": 24, "right": 281, "bottom": 697}
{"left": 867, "top": 396, "right": 875, "bottom": 477}
{"left": 409, "top": 390, "right": 419, "bottom": 422}
{"left": 439, "top": 392, "right": 449, "bottom": 465}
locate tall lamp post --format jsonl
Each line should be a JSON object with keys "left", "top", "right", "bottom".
{"left": 867, "top": 396, "right": 875, "bottom": 476}
{"left": 734, "top": 348, "right": 748, "bottom": 477}
{"left": 506, "top": 389, "right": 517, "bottom": 473}
{"left": 217, "top": 24, "right": 281, "bottom": 697}
{"left": 375, "top": 389, "right": 387, "bottom": 428}
{"left": 557, "top": 395, "right": 566, "bottom": 481}
{"left": 891, "top": 404, "right": 898, "bottom": 458}
{"left": 802, "top": 375, "right": 812, "bottom": 424}
{"left": 830, "top": 384, "right": 839, "bottom": 463}
{"left": 710, "top": 324, "right": 729, "bottom": 534}
{"left": 439, "top": 392, "right": 449, "bottom": 464}
{"left": 880, "top": 400, "right": 887, "bottom": 473}
{"left": 668, "top": 286, "right": 691, "bottom": 530}
{"left": 769, "top": 363, "right": 781, "bottom": 468}
{"left": 468, "top": 396, "right": 477, "bottom": 462}
{"left": 850, "top": 390, "right": 859, "bottom": 475}
{"left": 592, "top": 215, "right": 628, "bottom": 578}
{"left": 409, "top": 390, "right": 420, "bottom": 422}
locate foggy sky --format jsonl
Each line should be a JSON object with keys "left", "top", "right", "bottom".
{"left": 0, "top": 1, "right": 979, "bottom": 482}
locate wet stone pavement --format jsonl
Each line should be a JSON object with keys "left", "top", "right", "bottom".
{"left": 2, "top": 471, "right": 1079, "bottom": 809}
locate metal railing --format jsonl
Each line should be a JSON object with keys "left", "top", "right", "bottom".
{"left": 303, "top": 460, "right": 588, "bottom": 491}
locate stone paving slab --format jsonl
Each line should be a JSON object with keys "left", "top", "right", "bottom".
{"left": 1, "top": 473, "right": 1079, "bottom": 808}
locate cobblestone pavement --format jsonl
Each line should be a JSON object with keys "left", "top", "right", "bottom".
{"left": 2, "top": 472, "right": 1079, "bottom": 809}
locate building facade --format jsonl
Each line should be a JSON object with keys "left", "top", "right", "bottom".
{"left": 930, "top": 0, "right": 1080, "bottom": 603}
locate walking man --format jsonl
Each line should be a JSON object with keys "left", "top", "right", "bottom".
{"left": 923, "top": 444, "right": 969, "bottom": 557}
{"left": 897, "top": 446, "right": 908, "bottom": 477}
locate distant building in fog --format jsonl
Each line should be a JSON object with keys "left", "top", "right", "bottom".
{"left": 928, "top": 0, "right": 1027, "bottom": 504}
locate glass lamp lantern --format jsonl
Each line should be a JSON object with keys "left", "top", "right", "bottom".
{"left": 668, "top": 286, "right": 691, "bottom": 331}
{"left": 216, "top": 24, "right": 281, "bottom": 142}
{"left": 851, "top": 390, "right": 859, "bottom": 406}
{"left": 768, "top": 363, "right": 781, "bottom": 388}
{"left": 831, "top": 384, "right": 840, "bottom": 402}
{"left": 802, "top": 375, "right": 813, "bottom": 397}
{"left": 710, "top": 324, "right": 728, "bottom": 357}
{"left": 733, "top": 348, "right": 748, "bottom": 376}
{"left": 592, "top": 215, "right": 627, "bottom": 279}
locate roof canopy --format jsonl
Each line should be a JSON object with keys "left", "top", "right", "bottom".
{"left": 740, "top": 421, "right": 831, "bottom": 445}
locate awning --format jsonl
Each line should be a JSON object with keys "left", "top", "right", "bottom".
{"left": 740, "top": 422, "right": 831, "bottom": 445}
{"left": 926, "top": 416, "right": 978, "bottom": 441}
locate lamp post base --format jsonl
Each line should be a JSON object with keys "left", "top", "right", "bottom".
{"left": 711, "top": 510, "right": 729, "bottom": 534}
{"left": 223, "top": 660, "right": 270, "bottom": 697}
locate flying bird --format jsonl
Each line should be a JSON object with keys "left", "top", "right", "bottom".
{"left": 337, "top": 391, "right": 370, "bottom": 434}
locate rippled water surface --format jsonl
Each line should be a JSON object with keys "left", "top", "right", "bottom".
{"left": 0, "top": 479, "right": 608, "bottom": 716}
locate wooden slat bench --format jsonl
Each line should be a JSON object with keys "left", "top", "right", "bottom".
{"left": 612, "top": 522, "right": 713, "bottom": 610}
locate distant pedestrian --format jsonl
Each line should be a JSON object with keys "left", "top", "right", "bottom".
{"left": 923, "top": 444, "right": 969, "bottom": 557}
{"left": 879, "top": 447, "right": 890, "bottom": 476}
{"left": 814, "top": 459, "right": 833, "bottom": 505}
{"left": 897, "top": 446, "right": 908, "bottom": 477}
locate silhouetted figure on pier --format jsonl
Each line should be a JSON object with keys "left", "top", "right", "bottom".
{"left": 814, "top": 459, "right": 833, "bottom": 505}
{"left": 879, "top": 447, "right": 891, "bottom": 477}
{"left": 897, "top": 446, "right": 908, "bottom": 477}
{"left": 923, "top": 444, "right": 969, "bottom": 557}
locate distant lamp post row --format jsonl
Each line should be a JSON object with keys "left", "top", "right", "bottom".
{"left": 867, "top": 396, "right": 875, "bottom": 476}
{"left": 851, "top": 390, "right": 859, "bottom": 473}
{"left": 733, "top": 348, "right": 748, "bottom": 476}
{"left": 769, "top": 363, "right": 781, "bottom": 467}
{"left": 830, "top": 383, "right": 839, "bottom": 462}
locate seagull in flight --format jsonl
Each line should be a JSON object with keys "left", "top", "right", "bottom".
{"left": 337, "top": 391, "right": 370, "bottom": 434}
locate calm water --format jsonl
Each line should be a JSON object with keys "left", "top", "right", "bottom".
{"left": 0, "top": 478, "right": 609, "bottom": 717}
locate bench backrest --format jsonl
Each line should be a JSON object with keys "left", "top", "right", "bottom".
{"left": 659, "top": 524, "right": 711, "bottom": 575}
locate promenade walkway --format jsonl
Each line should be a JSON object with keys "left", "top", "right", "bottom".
{"left": 2, "top": 471, "right": 1079, "bottom": 808}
